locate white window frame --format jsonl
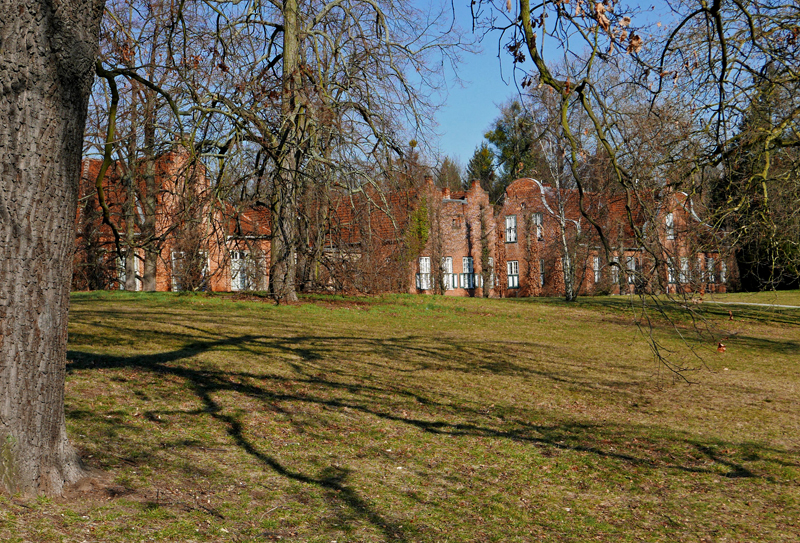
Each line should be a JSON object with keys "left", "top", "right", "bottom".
{"left": 173, "top": 250, "right": 209, "bottom": 292}
{"left": 487, "top": 257, "right": 495, "bottom": 289}
{"left": 593, "top": 256, "right": 600, "bottom": 283}
{"left": 626, "top": 256, "right": 637, "bottom": 284}
{"left": 610, "top": 256, "right": 619, "bottom": 284}
{"left": 507, "top": 260, "right": 519, "bottom": 289}
{"left": 171, "top": 250, "right": 185, "bottom": 292}
{"left": 416, "top": 256, "right": 431, "bottom": 290}
{"left": 720, "top": 262, "right": 727, "bottom": 283}
{"left": 117, "top": 251, "right": 141, "bottom": 291}
{"left": 460, "top": 257, "right": 475, "bottom": 289}
{"left": 665, "top": 212, "right": 675, "bottom": 240}
{"left": 698, "top": 255, "right": 705, "bottom": 283}
{"left": 706, "top": 257, "right": 716, "bottom": 283}
{"left": 532, "top": 212, "right": 543, "bottom": 240}
{"left": 667, "top": 260, "right": 677, "bottom": 284}
{"left": 441, "top": 256, "right": 454, "bottom": 290}
{"left": 505, "top": 215, "right": 517, "bottom": 243}
{"left": 539, "top": 258, "right": 545, "bottom": 287}
{"left": 231, "top": 250, "right": 252, "bottom": 291}
{"left": 680, "top": 257, "right": 689, "bottom": 284}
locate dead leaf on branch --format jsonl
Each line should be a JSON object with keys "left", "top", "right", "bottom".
{"left": 627, "top": 33, "right": 643, "bottom": 54}
{"left": 595, "top": 3, "right": 610, "bottom": 33}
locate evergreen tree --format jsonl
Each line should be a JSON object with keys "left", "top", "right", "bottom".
{"left": 484, "top": 100, "right": 549, "bottom": 199}
{"left": 714, "top": 65, "right": 800, "bottom": 289}
{"left": 437, "top": 156, "right": 463, "bottom": 192}
{"left": 465, "top": 143, "right": 497, "bottom": 200}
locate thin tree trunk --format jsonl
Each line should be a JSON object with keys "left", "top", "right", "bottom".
{"left": 270, "top": 0, "right": 300, "bottom": 303}
{"left": 124, "top": 173, "right": 138, "bottom": 291}
{"left": 124, "top": 112, "right": 138, "bottom": 291}
{"left": 0, "top": 0, "right": 103, "bottom": 496}
{"left": 141, "top": 90, "right": 158, "bottom": 291}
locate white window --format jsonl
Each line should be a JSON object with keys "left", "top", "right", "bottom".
{"left": 626, "top": 256, "right": 637, "bottom": 284}
{"left": 460, "top": 257, "right": 475, "bottom": 289}
{"left": 706, "top": 257, "right": 716, "bottom": 283}
{"left": 667, "top": 260, "right": 677, "bottom": 284}
{"left": 698, "top": 255, "right": 705, "bottom": 282}
{"left": 680, "top": 257, "right": 689, "bottom": 283}
{"left": 593, "top": 256, "right": 600, "bottom": 283}
{"left": 487, "top": 257, "right": 495, "bottom": 288}
{"left": 505, "top": 215, "right": 517, "bottom": 243}
{"left": 720, "top": 261, "right": 727, "bottom": 283}
{"left": 539, "top": 258, "right": 545, "bottom": 287}
{"left": 611, "top": 256, "right": 619, "bottom": 284}
{"left": 507, "top": 260, "right": 519, "bottom": 289}
{"left": 231, "top": 250, "right": 253, "bottom": 291}
{"left": 441, "top": 256, "right": 454, "bottom": 290}
{"left": 532, "top": 212, "right": 543, "bottom": 240}
{"left": 665, "top": 212, "right": 675, "bottom": 240}
{"left": 416, "top": 257, "right": 431, "bottom": 290}
{"left": 462, "top": 256, "right": 474, "bottom": 274}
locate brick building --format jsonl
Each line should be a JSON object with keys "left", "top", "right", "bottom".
{"left": 75, "top": 151, "right": 734, "bottom": 297}
{"left": 410, "top": 179, "right": 498, "bottom": 297}
{"left": 410, "top": 177, "right": 735, "bottom": 298}
{"left": 73, "top": 149, "right": 271, "bottom": 292}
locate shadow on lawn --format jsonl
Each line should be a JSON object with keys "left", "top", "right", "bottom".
{"left": 66, "top": 329, "right": 798, "bottom": 539}
{"left": 68, "top": 336, "right": 416, "bottom": 542}
{"left": 549, "top": 296, "right": 800, "bottom": 329}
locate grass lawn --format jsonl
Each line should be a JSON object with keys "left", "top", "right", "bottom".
{"left": 2, "top": 291, "right": 798, "bottom": 542}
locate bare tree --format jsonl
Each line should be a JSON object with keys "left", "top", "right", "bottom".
{"left": 475, "top": 0, "right": 800, "bottom": 289}
{"left": 176, "top": 0, "right": 465, "bottom": 302}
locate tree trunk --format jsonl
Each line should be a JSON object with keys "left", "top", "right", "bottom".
{"left": 123, "top": 84, "right": 138, "bottom": 291}
{"left": 141, "top": 90, "right": 158, "bottom": 291}
{"left": 124, "top": 172, "right": 138, "bottom": 291}
{"left": 0, "top": 0, "right": 103, "bottom": 496}
{"left": 270, "top": 0, "right": 300, "bottom": 303}
{"left": 554, "top": 145, "right": 576, "bottom": 302}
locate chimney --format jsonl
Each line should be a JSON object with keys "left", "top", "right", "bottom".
{"left": 443, "top": 187, "right": 450, "bottom": 199}
{"left": 424, "top": 175, "right": 434, "bottom": 187}
{"left": 471, "top": 179, "right": 481, "bottom": 190}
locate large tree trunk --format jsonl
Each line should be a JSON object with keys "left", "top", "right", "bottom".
{"left": 0, "top": 0, "right": 103, "bottom": 496}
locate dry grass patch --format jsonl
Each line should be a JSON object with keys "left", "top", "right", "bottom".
{"left": 0, "top": 290, "right": 797, "bottom": 542}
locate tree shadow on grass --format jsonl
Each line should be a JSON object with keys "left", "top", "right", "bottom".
{"left": 68, "top": 337, "right": 417, "bottom": 541}
{"left": 65, "top": 323, "right": 800, "bottom": 540}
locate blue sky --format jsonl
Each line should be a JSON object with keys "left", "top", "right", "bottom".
{"left": 426, "top": 1, "right": 523, "bottom": 168}
{"left": 424, "top": 2, "right": 672, "bottom": 169}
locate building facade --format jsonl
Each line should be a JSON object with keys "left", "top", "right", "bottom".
{"left": 410, "top": 178, "right": 735, "bottom": 298}
{"left": 73, "top": 149, "right": 271, "bottom": 293}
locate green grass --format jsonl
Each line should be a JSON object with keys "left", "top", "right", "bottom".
{"left": 2, "top": 290, "right": 798, "bottom": 542}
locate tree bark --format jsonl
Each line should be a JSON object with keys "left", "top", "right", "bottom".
{"left": 0, "top": 0, "right": 103, "bottom": 496}
{"left": 270, "top": 0, "right": 300, "bottom": 303}
{"left": 141, "top": 91, "right": 158, "bottom": 291}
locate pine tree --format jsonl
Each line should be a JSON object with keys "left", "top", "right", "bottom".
{"left": 465, "top": 143, "right": 497, "bottom": 200}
